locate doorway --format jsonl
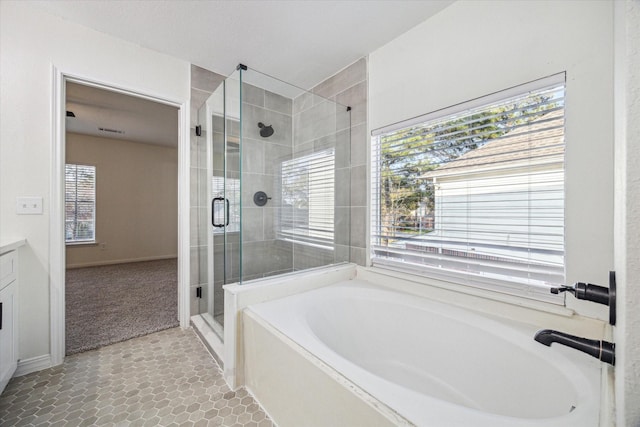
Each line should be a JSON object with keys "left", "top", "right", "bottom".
{"left": 50, "top": 69, "right": 189, "bottom": 366}
{"left": 64, "top": 81, "right": 180, "bottom": 354}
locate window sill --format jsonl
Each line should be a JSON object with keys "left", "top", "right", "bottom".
{"left": 360, "top": 264, "right": 577, "bottom": 319}
{"left": 66, "top": 241, "right": 98, "bottom": 247}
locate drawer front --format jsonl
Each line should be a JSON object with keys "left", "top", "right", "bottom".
{"left": 0, "top": 251, "right": 16, "bottom": 290}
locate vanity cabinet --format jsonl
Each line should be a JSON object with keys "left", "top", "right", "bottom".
{"left": 0, "top": 247, "right": 19, "bottom": 395}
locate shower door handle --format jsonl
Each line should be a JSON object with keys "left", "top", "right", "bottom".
{"left": 212, "top": 197, "right": 224, "bottom": 228}
{"left": 212, "top": 197, "right": 231, "bottom": 228}
{"left": 225, "top": 198, "right": 230, "bottom": 226}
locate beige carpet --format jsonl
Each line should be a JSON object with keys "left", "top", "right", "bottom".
{"left": 65, "top": 258, "right": 178, "bottom": 355}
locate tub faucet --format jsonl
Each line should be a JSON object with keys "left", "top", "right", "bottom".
{"left": 534, "top": 329, "right": 615, "bottom": 366}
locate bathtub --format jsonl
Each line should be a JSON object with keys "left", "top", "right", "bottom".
{"left": 243, "top": 279, "right": 603, "bottom": 426}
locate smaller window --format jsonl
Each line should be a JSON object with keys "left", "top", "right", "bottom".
{"left": 65, "top": 164, "right": 96, "bottom": 243}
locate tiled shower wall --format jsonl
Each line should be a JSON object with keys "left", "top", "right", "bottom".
{"left": 310, "top": 57, "right": 368, "bottom": 266}
{"left": 190, "top": 65, "right": 225, "bottom": 316}
{"left": 240, "top": 84, "right": 295, "bottom": 282}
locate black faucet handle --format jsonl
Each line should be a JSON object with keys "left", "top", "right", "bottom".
{"left": 573, "top": 282, "right": 610, "bottom": 305}
{"left": 550, "top": 285, "right": 576, "bottom": 295}
{"left": 551, "top": 282, "right": 610, "bottom": 305}
{"left": 550, "top": 272, "right": 616, "bottom": 326}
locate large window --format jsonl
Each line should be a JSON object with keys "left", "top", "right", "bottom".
{"left": 65, "top": 164, "right": 96, "bottom": 243}
{"left": 280, "top": 149, "right": 335, "bottom": 248}
{"left": 371, "top": 74, "right": 566, "bottom": 303}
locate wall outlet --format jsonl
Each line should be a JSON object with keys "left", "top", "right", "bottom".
{"left": 16, "top": 197, "right": 43, "bottom": 214}
{"left": 99, "top": 242, "right": 107, "bottom": 250}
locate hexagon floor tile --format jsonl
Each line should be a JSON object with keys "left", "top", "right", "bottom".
{"left": 0, "top": 328, "right": 275, "bottom": 427}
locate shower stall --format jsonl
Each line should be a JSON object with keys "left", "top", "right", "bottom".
{"left": 194, "top": 65, "right": 351, "bottom": 336}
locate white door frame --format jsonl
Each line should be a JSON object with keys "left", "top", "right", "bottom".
{"left": 50, "top": 65, "right": 191, "bottom": 366}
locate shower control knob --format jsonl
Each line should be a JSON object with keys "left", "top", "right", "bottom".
{"left": 253, "top": 191, "right": 271, "bottom": 207}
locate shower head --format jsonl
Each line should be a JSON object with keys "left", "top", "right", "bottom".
{"left": 258, "top": 122, "right": 274, "bottom": 138}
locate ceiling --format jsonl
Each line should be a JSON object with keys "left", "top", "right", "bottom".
{"left": 66, "top": 82, "right": 179, "bottom": 147}
{"left": 29, "top": 0, "right": 453, "bottom": 89}
{"left": 34, "top": 0, "right": 455, "bottom": 146}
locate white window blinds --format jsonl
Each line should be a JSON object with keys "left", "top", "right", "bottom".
{"left": 65, "top": 164, "right": 96, "bottom": 243}
{"left": 371, "top": 74, "right": 566, "bottom": 303}
{"left": 280, "top": 149, "right": 335, "bottom": 248}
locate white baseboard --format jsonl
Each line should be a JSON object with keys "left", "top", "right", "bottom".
{"left": 66, "top": 255, "right": 177, "bottom": 269}
{"left": 15, "top": 354, "right": 52, "bottom": 377}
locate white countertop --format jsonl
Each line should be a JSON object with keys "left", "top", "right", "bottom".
{"left": 0, "top": 238, "right": 26, "bottom": 255}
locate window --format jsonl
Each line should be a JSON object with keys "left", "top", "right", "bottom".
{"left": 280, "top": 149, "right": 335, "bottom": 248}
{"left": 65, "top": 164, "right": 96, "bottom": 243}
{"left": 371, "top": 74, "right": 566, "bottom": 303}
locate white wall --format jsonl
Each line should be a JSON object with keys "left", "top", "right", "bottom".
{"left": 614, "top": 1, "right": 640, "bottom": 425}
{"left": 66, "top": 134, "right": 178, "bottom": 268}
{"left": 369, "top": 0, "right": 614, "bottom": 321}
{"left": 0, "top": 1, "right": 189, "bottom": 362}
{"left": 369, "top": 0, "right": 640, "bottom": 421}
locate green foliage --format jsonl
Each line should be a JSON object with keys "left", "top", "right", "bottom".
{"left": 378, "top": 94, "right": 559, "bottom": 242}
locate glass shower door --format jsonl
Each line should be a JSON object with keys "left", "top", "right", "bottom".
{"left": 198, "top": 69, "right": 242, "bottom": 336}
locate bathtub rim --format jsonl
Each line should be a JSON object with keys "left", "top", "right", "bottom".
{"left": 246, "top": 279, "right": 603, "bottom": 426}
{"left": 217, "top": 262, "right": 612, "bottom": 425}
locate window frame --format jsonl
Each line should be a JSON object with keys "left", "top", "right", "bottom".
{"left": 370, "top": 73, "right": 566, "bottom": 304}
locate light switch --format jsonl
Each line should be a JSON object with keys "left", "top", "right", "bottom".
{"left": 16, "top": 197, "right": 43, "bottom": 214}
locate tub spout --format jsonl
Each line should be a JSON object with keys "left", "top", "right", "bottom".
{"left": 534, "top": 329, "right": 615, "bottom": 366}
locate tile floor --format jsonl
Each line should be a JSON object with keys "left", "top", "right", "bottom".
{"left": 0, "top": 328, "right": 274, "bottom": 427}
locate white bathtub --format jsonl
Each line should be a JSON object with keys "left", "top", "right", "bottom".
{"left": 245, "top": 280, "right": 602, "bottom": 426}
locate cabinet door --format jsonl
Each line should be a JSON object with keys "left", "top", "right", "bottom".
{"left": 0, "top": 280, "right": 17, "bottom": 394}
